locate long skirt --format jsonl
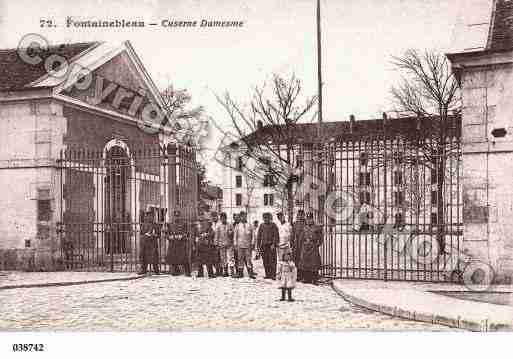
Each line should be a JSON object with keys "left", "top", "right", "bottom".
{"left": 140, "top": 236, "right": 159, "bottom": 264}
{"left": 166, "top": 240, "right": 188, "bottom": 265}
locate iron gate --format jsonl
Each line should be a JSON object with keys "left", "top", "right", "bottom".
{"left": 57, "top": 143, "right": 199, "bottom": 272}
{"left": 285, "top": 130, "right": 462, "bottom": 282}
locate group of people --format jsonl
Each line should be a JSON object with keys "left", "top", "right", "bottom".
{"left": 138, "top": 209, "right": 324, "bottom": 291}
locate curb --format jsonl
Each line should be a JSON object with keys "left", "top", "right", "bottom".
{"left": 331, "top": 282, "right": 512, "bottom": 332}
{"left": 0, "top": 274, "right": 146, "bottom": 291}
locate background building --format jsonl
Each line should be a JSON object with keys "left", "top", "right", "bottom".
{"left": 199, "top": 184, "right": 223, "bottom": 215}
{"left": 220, "top": 115, "right": 462, "bottom": 281}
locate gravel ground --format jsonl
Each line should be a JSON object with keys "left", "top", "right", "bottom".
{"left": 0, "top": 263, "right": 449, "bottom": 331}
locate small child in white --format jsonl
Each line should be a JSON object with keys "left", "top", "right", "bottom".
{"left": 277, "top": 252, "right": 297, "bottom": 302}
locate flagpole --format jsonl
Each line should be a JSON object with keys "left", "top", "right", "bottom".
{"left": 317, "top": 0, "right": 323, "bottom": 127}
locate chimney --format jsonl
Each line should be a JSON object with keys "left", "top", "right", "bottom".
{"left": 382, "top": 112, "right": 388, "bottom": 133}
{"left": 416, "top": 116, "right": 421, "bottom": 131}
{"left": 257, "top": 120, "right": 263, "bottom": 130}
{"left": 349, "top": 114, "right": 355, "bottom": 134}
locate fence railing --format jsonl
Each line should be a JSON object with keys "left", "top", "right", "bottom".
{"left": 57, "top": 143, "right": 199, "bottom": 272}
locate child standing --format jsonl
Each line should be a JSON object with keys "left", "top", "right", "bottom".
{"left": 277, "top": 252, "right": 297, "bottom": 302}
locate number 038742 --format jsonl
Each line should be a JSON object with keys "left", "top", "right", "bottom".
{"left": 12, "top": 344, "right": 45, "bottom": 352}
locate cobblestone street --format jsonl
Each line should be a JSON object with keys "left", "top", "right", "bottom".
{"left": 0, "top": 264, "right": 450, "bottom": 331}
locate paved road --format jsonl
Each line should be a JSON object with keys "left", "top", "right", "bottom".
{"left": 0, "top": 267, "right": 449, "bottom": 331}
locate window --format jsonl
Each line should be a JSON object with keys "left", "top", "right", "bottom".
{"left": 235, "top": 194, "right": 242, "bottom": 206}
{"left": 431, "top": 212, "right": 438, "bottom": 225}
{"left": 394, "top": 213, "right": 404, "bottom": 227}
{"left": 359, "top": 211, "right": 371, "bottom": 231}
{"left": 235, "top": 175, "right": 242, "bottom": 188}
{"left": 263, "top": 174, "right": 275, "bottom": 187}
{"left": 360, "top": 152, "right": 369, "bottom": 166}
{"left": 237, "top": 156, "right": 244, "bottom": 170}
{"left": 393, "top": 171, "right": 403, "bottom": 185}
{"left": 359, "top": 191, "right": 371, "bottom": 204}
{"left": 264, "top": 194, "right": 274, "bottom": 206}
{"left": 393, "top": 153, "right": 403, "bottom": 165}
{"left": 317, "top": 162, "right": 324, "bottom": 179}
{"left": 147, "top": 206, "right": 167, "bottom": 223}
{"left": 37, "top": 200, "right": 52, "bottom": 221}
{"left": 296, "top": 157, "right": 303, "bottom": 168}
{"left": 394, "top": 191, "right": 404, "bottom": 206}
{"left": 431, "top": 190, "right": 438, "bottom": 206}
{"left": 431, "top": 169, "right": 438, "bottom": 184}
{"left": 359, "top": 172, "right": 371, "bottom": 186}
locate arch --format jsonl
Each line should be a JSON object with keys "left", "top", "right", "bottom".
{"left": 103, "top": 138, "right": 131, "bottom": 159}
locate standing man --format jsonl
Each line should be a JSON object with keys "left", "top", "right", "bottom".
{"left": 215, "top": 212, "right": 234, "bottom": 277}
{"left": 257, "top": 212, "right": 279, "bottom": 279}
{"left": 234, "top": 211, "right": 256, "bottom": 279}
{"left": 196, "top": 218, "right": 215, "bottom": 278}
{"left": 231, "top": 212, "right": 240, "bottom": 272}
{"left": 210, "top": 211, "right": 222, "bottom": 276}
{"left": 138, "top": 210, "right": 160, "bottom": 275}
{"left": 166, "top": 210, "right": 191, "bottom": 276}
{"left": 292, "top": 210, "right": 306, "bottom": 282}
{"left": 252, "top": 220, "right": 260, "bottom": 260}
{"left": 210, "top": 211, "right": 221, "bottom": 276}
{"left": 299, "top": 212, "right": 323, "bottom": 285}
{"left": 276, "top": 212, "right": 292, "bottom": 264}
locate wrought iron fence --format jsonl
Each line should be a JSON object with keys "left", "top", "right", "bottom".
{"left": 250, "top": 128, "right": 462, "bottom": 282}
{"left": 289, "top": 136, "right": 463, "bottom": 282}
{"left": 57, "top": 143, "right": 199, "bottom": 272}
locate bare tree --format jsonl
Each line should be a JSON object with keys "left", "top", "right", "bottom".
{"left": 161, "top": 84, "right": 209, "bottom": 162}
{"left": 390, "top": 49, "right": 461, "bottom": 253}
{"left": 216, "top": 73, "right": 318, "bottom": 221}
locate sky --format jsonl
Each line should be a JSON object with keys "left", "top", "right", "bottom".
{"left": 0, "top": 0, "right": 491, "bottom": 184}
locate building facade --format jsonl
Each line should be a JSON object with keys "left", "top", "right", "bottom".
{"left": 0, "top": 41, "right": 197, "bottom": 270}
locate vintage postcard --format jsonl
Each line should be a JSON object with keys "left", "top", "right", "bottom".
{"left": 0, "top": 0, "right": 512, "bottom": 356}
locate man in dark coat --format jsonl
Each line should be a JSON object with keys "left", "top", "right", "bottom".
{"left": 292, "top": 210, "right": 306, "bottom": 282}
{"left": 138, "top": 210, "right": 160, "bottom": 275}
{"left": 257, "top": 212, "right": 279, "bottom": 279}
{"left": 210, "top": 211, "right": 222, "bottom": 276}
{"left": 196, "top": 219, "right": 215, "bottom": 278}
{"left": 166, "top": 210, "right": 191, "bottom": 276}
{"left": 231, "top": 212, "right": 240, "bottom": 271}
{"left": 299, "top": 212, "right": 323, "bottom": 285}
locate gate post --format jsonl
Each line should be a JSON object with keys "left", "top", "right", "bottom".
{"left": 167, "top": 143, "right": 177, "bottom": 217}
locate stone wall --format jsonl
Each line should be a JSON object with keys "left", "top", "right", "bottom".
{"left": 461, "top": 63, "right": 513, "bottom": 282}
{"left": 0, "top": 100, "right": 66, "bottom": 270}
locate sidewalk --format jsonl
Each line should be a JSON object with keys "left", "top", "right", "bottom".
{"left": 332, "top": 279, "right": 513, "bottom": 331}
{"left": 0, "top": 271, "right": 143, "bottom": 290}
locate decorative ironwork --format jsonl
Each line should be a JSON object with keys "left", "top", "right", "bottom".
{"left": 57, "top": 143, "right": 199, "bottom": 272}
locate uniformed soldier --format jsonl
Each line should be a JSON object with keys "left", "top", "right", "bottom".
{"left": 196, "top": 218, "right": 216, "bottom": 278}
{"left": 166, "top": 210, "right": 191, "bottom": 276}
{"left": 292, "top": 210, "right": 306, "bottom": 281}
{"left": 257, "top": 212, "right": 279, "bottom": 279}
{"left": 138, "top": 210, "right": 160, "bottom": 275}
{"left": 299, "top": 212, "right": 323, "bottom": 285}
{"left": 214, "top": 212, "right": 235, "bottom": 277}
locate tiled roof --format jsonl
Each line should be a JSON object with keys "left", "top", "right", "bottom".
{"left": 237, "top": 115, "right": 461, "bottom": 146}
{"left": 0, "top": 42, "right": 98, "bottom": 91}
{"left": 488, "top": 0, "right": 513, "bottom": 51}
